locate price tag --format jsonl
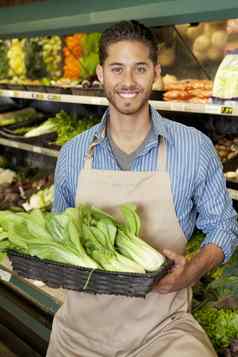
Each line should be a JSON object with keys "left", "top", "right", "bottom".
{"left": 0, "top": 90, "right": 3, "bottom": 96}
{"left": 31, "top": 92, "right": 43, "bottom": 100}
{"left": 35, "top": 93, "right": 44, "bottom": 100}
{"left": 32, "top": 146, "right": 41, "bottom": 153}
{"left": 228, "top": 189, "right": 238, "bottom": 201}
{"left": 47, "top": 94, "right": 61, "bottom": 102}
{"left": 221, "top": 106, "right": 233, "bottom": 115}
{"left": 0, "top": 268, "right": 11, "bottom": 282}
{"left": 13, "top": 91, "right": 19, "bottom": 97}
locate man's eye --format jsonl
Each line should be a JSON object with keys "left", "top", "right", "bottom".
{"left": 112, "top": 67, "right": 122, "bottom": 73}
{"left": 137, "top": 66, "right": 146, "bottom": 73}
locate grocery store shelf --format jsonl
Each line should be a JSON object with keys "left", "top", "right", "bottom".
{"left": 0, "top": 89, "right": 108, "bottom": 105}
{"left": 0, "top": 138, "right": 59, "bottom": 157}
{"left": 0, "top": 264, "right": 60, "bottom": 315}
{"left": 0, "top": 89, "right": 238, "bottom": 116}
{"left": 0, "top": 0, "right": 238, "bottom": 37}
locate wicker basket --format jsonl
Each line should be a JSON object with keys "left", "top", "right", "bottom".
{"left": 8, "top": 250, "right": 172, "bottom": 298}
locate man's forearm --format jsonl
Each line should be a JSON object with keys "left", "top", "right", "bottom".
{"left": 185, "top": 244, "right": 224, "bottom": 286}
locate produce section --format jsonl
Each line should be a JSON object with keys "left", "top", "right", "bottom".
{"left": 0, "top": 2, "right": 238, "bottom": 355}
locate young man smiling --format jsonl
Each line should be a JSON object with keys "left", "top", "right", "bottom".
{"left": 47, "top": 21, "right": 238, "bottom": 357}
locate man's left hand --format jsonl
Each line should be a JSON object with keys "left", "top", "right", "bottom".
{"left": 154, "top": 244, "right": 224, "bottom": 294}
{"left": 154, "top": 249, "right": 192, "bottom": 294}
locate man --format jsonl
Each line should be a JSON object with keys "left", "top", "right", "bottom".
{"left": 47, "top": 20, "right": 238, "bottom": 357}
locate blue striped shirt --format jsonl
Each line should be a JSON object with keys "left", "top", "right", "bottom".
{"left": 53, "top": 106, "right": 238, "bottom": 262}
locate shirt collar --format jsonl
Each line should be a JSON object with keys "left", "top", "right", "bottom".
{"left": 93, "top": 105, "right": 173, "bottom": 145}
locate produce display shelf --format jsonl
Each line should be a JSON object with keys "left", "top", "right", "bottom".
{"left": 0, "top": 89, "right": 238, "bottom": 116}
{"left": 0, "top": 89, "right": 108, "bottom": 106}
{"left": 0, "top": 263, "right": 61, "bottom": 315}
{"left": 0, "top": 137, "right": 59, "bottom": 157}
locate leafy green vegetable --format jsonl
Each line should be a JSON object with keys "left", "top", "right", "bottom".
{"left": 116, "top": 204, "right": 165, "bottom": 271}
{"left": 24, "top": 118, "right": 56, "bottom": 137}
{"left": 25, "top": 38, "right": 47, "bottom": 79}
{"left": 81, "top": 223, "right": 145, "bottom": 273}
{"left": 207, "top": 276, "right": 238, "bottom": 300}
{"left": 194, "top": 305, "right": 238, "bottom": 350}
{"left": 78, "top": 206, "right": 145, "bottom": 273}
{"left": 185, "top": 230, "right": 204, "bottom": 258}
{"left": 0, "top": 108, "right": 43, "bottom": 127}
{"left": 79, "top": 32, "right": 101, "bottom": 80}
{"left": 116, "top": 229, "right": 164, "bottom": 272}
{"left": 0, "top": 208, "right": 98, "bottom": 268}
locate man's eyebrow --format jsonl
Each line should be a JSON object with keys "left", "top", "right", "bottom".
{"left": 136, "top": 62, "right": 149, "bottom": 66}
{"left": 109, "top": 63, "right": 123, "bottom": 66}
{"left": 109, "top": 62, "right": 149, "bottom": 66}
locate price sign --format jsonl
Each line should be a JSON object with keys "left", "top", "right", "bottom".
{"left": 47, "top": 94, "right": 61, "bottom": 102}
{"left": 221, "top": 106, "right": 233, "bottom": 115}
{"left": 31, "top": 92, "right": 44, "bottom": 100}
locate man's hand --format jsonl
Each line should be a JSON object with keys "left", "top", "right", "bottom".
{"left": 154, "top": 244, "right": 224, "bottom": 294}
{"left": 154, "top": 249, "right": 190, "bottom": 294}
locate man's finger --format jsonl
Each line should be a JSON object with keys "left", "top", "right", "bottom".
{"left": 163, "top": 249, "right": 186, "bottom": 266}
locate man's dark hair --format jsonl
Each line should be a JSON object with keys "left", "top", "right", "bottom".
{"left": 99, "top": 20, "right": 158, "bottom": 65}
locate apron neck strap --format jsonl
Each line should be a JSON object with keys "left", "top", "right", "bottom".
{"left": 84, "top": 128, "right": 106, "bottom": 170}
{"left": 84, "top": 132, "right": 167, "bottom": 171}
{"left": 157, "top": 136, "right": 167, "bottom": 171}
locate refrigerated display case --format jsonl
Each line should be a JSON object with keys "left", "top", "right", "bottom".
{"left": 0, "top": 1, "right": 238, "bottom": 355}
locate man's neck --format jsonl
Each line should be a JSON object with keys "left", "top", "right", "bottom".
{"left": 108, "top": 105, "right": 151, "bottom": 154}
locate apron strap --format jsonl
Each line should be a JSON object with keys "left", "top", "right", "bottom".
{"left": 84, "top": 128, "right": 106, "bottom": 170}
{"left": 157, "top": 136, "right": 167, "bottom": 172}
{"left": 84, "top": 141, "right": 98, "bottom": 170}
{"left": 84, "top": 131, "right": 167, "bottom": 172}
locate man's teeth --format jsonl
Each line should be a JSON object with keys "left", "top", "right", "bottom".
{"left": 119, "top": 92, "right": 137, "bottom": 98}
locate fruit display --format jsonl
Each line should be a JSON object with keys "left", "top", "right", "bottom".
{"left": 25, "top": 37, "right": 47, "bottom": 80}
{"left": 63, "top": 33, "right": 83, "bottom": 79}
{"left": 176, "top": 21, "right": 227, "bottom": 64}
{"left": 79, "top": 32, "right": 101, "bottom": 81}
{"left": 7, "top": 38, "right": 26, "bottom": 80}
{"left": 63, "top": 32, "right": 101, "bottom": 81}
{"left": 41, "top": 36, "right": 62, "bottom": 79}
{"left": 0, "top": 40, "right": 9, "bottom": 80}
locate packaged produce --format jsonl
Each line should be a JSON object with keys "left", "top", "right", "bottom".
{"left": 63, "top": 33, "right": 83, "bottom": 79}
{"left": 25, "top": 37, "right": 47, "bottom": 80}
{"left": 7, "top": 38, "right": 26, "bottom": 80}
{"left": 0, "top": 40, "right": 9, "bottom": 80}
{"left": 41, "top": 36, "right": 62, "bottom": 79}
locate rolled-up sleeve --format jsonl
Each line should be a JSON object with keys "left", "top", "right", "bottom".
{"left": 194, "top": 134, "right": 238, "bottom": 262}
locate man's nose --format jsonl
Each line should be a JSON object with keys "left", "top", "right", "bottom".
{"left": 123, "top": 69, "right": 136, "bottom": 86}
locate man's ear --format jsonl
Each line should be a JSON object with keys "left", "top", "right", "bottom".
{"left": 154, "top": 64, "right": 161, "bottom": 81}
{"left": 96, "top": 64, "right": 103, "bottom": 83}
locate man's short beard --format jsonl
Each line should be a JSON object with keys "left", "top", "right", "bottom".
{"left": 104, "top": 89, "right": 151, "bottom": 116}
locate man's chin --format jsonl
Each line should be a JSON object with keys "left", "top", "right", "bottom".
{"left": 110, "top": 101, "right": 148, "bottom": 115}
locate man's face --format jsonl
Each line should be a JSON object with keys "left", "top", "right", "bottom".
{"left": 96, "top": 40, "right": 160, "bottom": 115}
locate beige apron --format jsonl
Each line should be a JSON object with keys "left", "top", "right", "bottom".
{"left": 47, "top": 136, "right": 217, "bottom": 357}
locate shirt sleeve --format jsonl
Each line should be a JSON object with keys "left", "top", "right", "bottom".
{"left": 193, "top": 134, "right": 238, "bottom": 263}
{"left": 52, "top": 145, "right": 74, "bottom": 213}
